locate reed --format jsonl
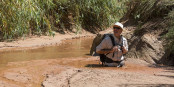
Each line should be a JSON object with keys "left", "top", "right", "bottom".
{"left": 0, "top": 0, "right": 127, "bottom": 40}
{"left": 125, "top": 0, "right": 173, "bottom": 22}
{"left": 0, "top": 0, "right": 55, "bottom": 40}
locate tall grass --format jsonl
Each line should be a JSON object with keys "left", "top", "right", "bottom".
{"left": 0, "top": 0, "right": 55, "bottom": 40}
{"left": 0, "top": 0, "right": 127, "bottom": 40}
{"left": 125, "top": 0, "right": 173, "bottom": 22}
{"left": 0, "top": 0, "right": 53, "bottom": 39}
{"left": 53, "top": 0, "right": 128, "bottom": 33}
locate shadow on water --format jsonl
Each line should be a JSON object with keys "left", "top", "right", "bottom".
{"left": 0, "top": 37, "right": 94, "bottom": 67}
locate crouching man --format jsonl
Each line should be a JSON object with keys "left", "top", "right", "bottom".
{"left": 96, "top": 22, "right": 128, "bottom": 67}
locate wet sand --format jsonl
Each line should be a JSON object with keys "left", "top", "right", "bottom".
{"left": 0, "top": 30, "right": 174, "bottom": 87}
{"left": 1, "top": 57, "right": 173, "bottom": 87}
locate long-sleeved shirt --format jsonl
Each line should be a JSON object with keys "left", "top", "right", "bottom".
{"left": 96, "top": 34, "right": 128, "bottom": 61}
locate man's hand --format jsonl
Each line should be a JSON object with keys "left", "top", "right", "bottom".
{"left": 122, "top": 46, "right": 128, "bottom": 54}
{"left": 110, "top": 46, "right": 119, "bottom": 53}
{"left": 97, "top": 46, "right": 127, "bottom": 54}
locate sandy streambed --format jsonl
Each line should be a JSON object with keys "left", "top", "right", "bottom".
{"left": 0, "top": 31, "right": 174, "bottom": 87}
{"left": 0, "top": 57, "right": 174, "bottom": 87}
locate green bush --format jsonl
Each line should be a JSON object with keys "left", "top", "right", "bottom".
{"left": 125, "top": 0, "right": 174, "bottom": 22}
{"left": 0, "top": 0, "right": 128, "bottom": 40}
{"left": 125, "top": 0, "right": 174, "bottom": 58}
{"left": 165, "top": 10, "right": 174, "bottom": 54}
{"left": 0, "top": 0, "right": 55, "bottom": 40}
{"left": 52, "top": 0, "right": 128, "bottom": 33}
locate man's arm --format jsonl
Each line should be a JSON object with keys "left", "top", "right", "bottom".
{"left": 96, "top": 49, "right": 112, "bottom": 54}
{"left": 96, "top": 46, "right": 119, "bottom": 54}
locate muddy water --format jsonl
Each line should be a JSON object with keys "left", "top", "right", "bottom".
{"left": 0, "top": 37, "right": 94, "bottom": 67}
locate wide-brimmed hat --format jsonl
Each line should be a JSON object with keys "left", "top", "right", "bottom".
{"left": 113, "top": 22, "right": 123, "bottom": 29}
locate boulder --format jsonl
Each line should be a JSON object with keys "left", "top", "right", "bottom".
{"left": 126, "top": 32, "right": 165, "bottom": 64}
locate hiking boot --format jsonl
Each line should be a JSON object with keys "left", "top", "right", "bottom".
{"left": 117, "top": 64, "right": 123, "bottom": 68}
{"left": 117, "top": 61, "right": 124, "bottom": 68}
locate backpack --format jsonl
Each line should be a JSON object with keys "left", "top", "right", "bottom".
{"left": 90, "top": 34, "right": 123, "bottom": 66}
{"left": 90, "top": 34, "right": 111, "bottom": 56}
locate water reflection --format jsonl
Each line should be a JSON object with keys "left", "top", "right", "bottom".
{"left": 0, "top": 37, "right": 93, "bottom": 67}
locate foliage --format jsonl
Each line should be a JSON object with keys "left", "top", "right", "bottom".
{"left": 0, "top": 0, "right": 128, "bottom": 40}
{"left": 0, "top": 0, "right": 55, "bottom": 40}
{"left": 165, "top": 10, "right": 174, "bottom": 54}
{"left": 126, "top": 0, "right": 174, "bottom": 57}
{"left": 53, "top": 0, "right": 128, "bottom": 33}
{"left": 126, "top": 0, "right": 174, "bottom": 22}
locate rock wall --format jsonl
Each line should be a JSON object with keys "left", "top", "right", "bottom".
{"left": 121, "top": 0, "right": 174, "bottom": 65}
{"left": 124, "top": 19, "right": 169, "bottom": 64}
{"left": 126, "top": 33, "right": 165, "bottom": 64}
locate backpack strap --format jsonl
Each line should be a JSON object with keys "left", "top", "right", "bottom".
{"left": 108, "top": 35, "right": 124, "bottom": 58}
{"left": 108, "top": 34, "right": 115, "bottom": 46}
{"left": 108, "top": 34, "right": 124, "bottom": 46}
{"left": 114, "top": 35, "right": 123, "bottom": 47}
{"left": 120, "top": 35, "right": 124, "bottom": 47}
{"left": 104, "top": 34, "right": 115, "bottom": 56}
{"left": 120, "top": 35, "right": 124, "bottom": 51}
{"left": 108, "top": 35, "right": 116, "bottom": 58}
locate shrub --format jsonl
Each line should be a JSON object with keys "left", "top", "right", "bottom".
{"left": 0, "top": 0, "right": 55, "bottom": 40}
{"left": 0, "top": 0, "right": 128, "bottom": 40}
{"left": 125, "top": 0, "right": 174, "bottom": 22}
{"left": 165, "top": 9, "right": 174, "bottom": 54}
{"left": 53, "top": 0, "right": 128, "bottom": 33}
{"left": 125, "top": 0, "right": 174, "bottom": 62}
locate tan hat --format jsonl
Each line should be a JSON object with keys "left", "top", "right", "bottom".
{"left": 113, "top": 22, "right": 123, "bottom": 29}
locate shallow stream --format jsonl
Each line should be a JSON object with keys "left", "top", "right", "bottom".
{"left": 0, "top": 37, "right": 94, "bottom": 67}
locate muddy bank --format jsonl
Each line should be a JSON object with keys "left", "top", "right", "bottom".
{"left": 1, "top": 57, "right": 174, "bottom": 87}
{"left": 42, "top": 66, "right": 174, "bottom": 87}
{"left": 0, "top": 31, "right": 94, "bottom": 87}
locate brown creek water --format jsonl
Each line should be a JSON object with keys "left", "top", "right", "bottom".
{"left": 0, "top": 37, "right": 94, "bottom": 68}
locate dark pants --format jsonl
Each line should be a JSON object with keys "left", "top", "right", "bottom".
{"left": 105, "top": 57, "right": 125, "bottom": 67}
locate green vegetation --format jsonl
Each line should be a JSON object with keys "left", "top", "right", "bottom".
{"left": 165, "top": 9, "right": 174, "bottom": 54}
{"left": 0, "top": 0, "right": 128, "bottom": 40}
{"left": 0, "top": 0, "right": 55, "bottom": 40}
{"left": 125, "top": 0, "right": 174, "bottom": 58}
{"left": 125, "top": 0, "right": 172, "bottom": 22}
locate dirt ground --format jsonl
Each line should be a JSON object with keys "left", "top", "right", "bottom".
{"left": 0, "top": 29, "right": 174, "bottom": 87}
